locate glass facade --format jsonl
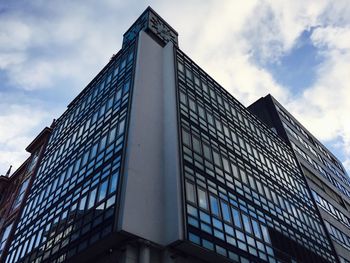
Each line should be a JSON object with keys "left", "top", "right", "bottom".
{"left": 0, "top": 224, "right": 13, "bottom": 257}
{"left": 2, "top": 7, "right": 346, "bottom": 263}
{"left": 249, "top": 94, "right": 350, "bottom": 262}
{"left": 5, "top": 40, "right": 137, "bottom": 263}
{"left": 275, "top": 104, "right": 350, "bottom": 199}
{"left": 175, "top": 49, "right": 337, "bottom": 263}
{"left": 266, "top": 98, "right": 350, "bottom": 262}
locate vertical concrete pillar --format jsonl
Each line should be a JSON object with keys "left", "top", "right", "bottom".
{"left": 139, "top": 244, "right": 150, "bottom": 263}
{"left": 120, "top": 245, "right": 138, "bottom": 263}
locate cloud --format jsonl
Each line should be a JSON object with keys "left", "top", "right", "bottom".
{"left": 164, "top": 0, "right": 350, "bottom": 174}
{"left": 0, "top": 97, "right": 51, "bottom": 173}
{"left": 287, "top": 25, "right": 350, "bottom": 172}
{"left": 0, "top": 0, "right": 144, "bottom": 172}
{"left": 156, "top": 0, "right": 290, "bottom": 105}
{"left": 0, "top": 0, "right": 349, "bottom": 176}
{"left": 0, "top": 0, "right": 134, "bottom": 90}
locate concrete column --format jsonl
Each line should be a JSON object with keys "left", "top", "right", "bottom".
{"left": 120, "top": 245, "right": 138, "bottom": 263}
{"left": 139, "top": 244, "right": 150, "bottom": 263}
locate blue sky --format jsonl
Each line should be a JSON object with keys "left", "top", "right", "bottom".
{"left": 0, "top": 0, "right": 349, "bottom": 175}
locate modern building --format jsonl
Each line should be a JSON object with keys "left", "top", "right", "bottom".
{"left": 0, "top": 7, "right": 346, "bottom": 263}
{"left": 249, "top": 95, "right": 350, "bottom": 263}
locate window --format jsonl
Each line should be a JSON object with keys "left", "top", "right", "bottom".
{"left": 198, "top": 188, "right": 208, "bottom": 210}
{"left": 12, "top": 179, "right": 30, "bottom": 210}
{"left": 186, "top": 181, "right": 196, "bottom": 203}
{"left": 220, "top": 201, "right": 231, "bottom": 223}
{"left": 213, "top": 151, "right": 221, "bottom": 168}
{"left": 98, "top": 180, "right": 108, "bottom": 202}
{"left": 192, "top": 136, "right": 202, "bottom": 154}
{"left": 118, "top": 119, "right": 126, "bottom": 136}
{"left": 203, "top": 143, "right": 212, "bottom": 161}
{"left": 242, "top": 214, "right": 252, "bottom": 234}
{"left": 210, "top": 195, "right": 220, "bottom": 217}
{"left": 182, "top": 129, "right": 191, "bottom": 147}
{"left": 27, "top": 150, "right": 39, "bottom": 172}
{"left": 232, "top": 208, "right": 242, "bottom": 229}
{"left": 0, "top": 223, "right": 13, "bottom": 256}
{"left": 261, "top": 225, "right": 271, "bottom": 244}
{"left": 87, "top": 189, "right": 97, "bottom": 209}
{"left": 252, "top": 219, "right": 262, "bottom": 239}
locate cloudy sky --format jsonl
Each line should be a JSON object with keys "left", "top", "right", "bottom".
{"left": 0, "top": 0, "right": 349, "bottom": 175}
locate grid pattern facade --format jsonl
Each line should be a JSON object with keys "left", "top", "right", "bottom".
{"left": 267, "top": 99, "right": 350, "bottom": 262}
{"left": 5, "top": 41, "right": 137, "bottom": 263}
{"left": 274, "top": 103, "right": 350, "bottom": 199}
{"left": 175, "top": 49, "right": 336, "bottom": 263}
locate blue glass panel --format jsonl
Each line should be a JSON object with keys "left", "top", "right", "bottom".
{"left": 210, "top": 195, "right": 220, "bottom": 217}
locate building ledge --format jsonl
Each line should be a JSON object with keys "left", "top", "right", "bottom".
{"left": 26, "top": 127, "right": 52, "bottom": 153}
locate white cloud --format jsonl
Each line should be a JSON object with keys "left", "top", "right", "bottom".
{"left": 156, "top": 0, "right": 290, "bottom": 105}
{"left": 0, "top": 52, "right": 26, "bottom": 69}
{"left": 312, "top": 26, "right": 350, "bottom": 50}
{"left": 163, "top": 0, "right": 350, "bottom": 174}
{"left": 0, "top": 0, "right": 349, "bottom": 176}
{"left": 0, "top": 0, "right": 133, "bottom": 90}
{"left": 0, "top": 94, "right": 53, "bottom": 173}
{"left": 287, "top": 25, "right": 350, "bottom": 172}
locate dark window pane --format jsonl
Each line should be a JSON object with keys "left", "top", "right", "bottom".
{"left": 210, "top": 195, "right": 220, "bottom": 217}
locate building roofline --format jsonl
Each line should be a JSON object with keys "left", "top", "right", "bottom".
{"left": 25, "top": 127, "right": 52, "bottom": 153}
{"left": 122, "top": 6, "right": 179, "bottom": 39}
{"left": 265, "top": 93, "right": 345, "bottom": 168}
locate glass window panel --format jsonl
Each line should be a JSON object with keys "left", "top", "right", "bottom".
{"left": 188, "top": 233, "right": 200, "bottom": 244}
{"left": 79, "top": 195, "right": 87, "bottom": 211}
{"left": 90, "top": 143, "right": 98, "bottom": 160}
{"left": 203, "top": 239, "right": 214, "bottom": 250}
{"left": 203, "top": 143, "right": 212, "bottom": 161}
{"left": 240, "top": 169, "right": 248, "bottom": 185}
{"left": 115, "top": 89, "right": 122, "bottom": 101}
{"left": 108, "top": 127, "right": 117, "bottom": 144}
{"left": 252, "top": 219, "right": 262, "bottom": 239}
{"left": 179, "top": 92, "right": 187, "bottom": 105}
{"left": 123, "top": 81, "right": 130, "bottom": 94}
{"left": 118, "top": 119, "right": 126, "bottom": 136}
{"left": 231, "top": 163, "right": 239, "bottom": 179}
{"left": 0, "top": 223, "right": 13, "bottom": 255}
{"left": 182, "top": 129, "right": 191, "bottom": 147}
{"left": 232, "top": 208, "right": 242, "bottom": 229}
{"left": 185, "top": 181, "right": 196, "bottom": 203}
{"left": 192, "top": 136, "right": 202, "bottom": 154}
{"left": 109, "top": 171, "right": 119, "bottom": 194}
{"left": 98, "top": 180, "right": 108, "bottom": 202}
{"left": 224, "top": 224, "right": 234, "bottom": 236}
{"left": 199, "top": 211, "right": 211, "bottom": 224}
{"left": 198, "top": 105, "right": 205, "bottom": 118}
{"left": 261, "top": 225, "right": 271, "bottom": 244}
{"left": 87, "top": 189, "right": 97, "bottom": 209}
{"left": 242, "top": 214, "right": 252, "bottom": 234}
{"left": 99, "top": 135, "right": 107, "bottom": 152}
{"left": 187, "top": 205, "right": 197, "bottom": 217}
{"left": 11, "top": 178, "right": 30, "bottom": 210}
{"left": 210, "top": 195, "right": 220, "bottom": 217}
{"left": 220, "top": 201, "right": 231, "bottom": 223}
{"left": 189, "top": 98, "right": 196, "bottom": 112}
{"left": 222, "top": 157, "right": 230, "bottom": 173}
{"left": 213, "top": 151, "right": 221, "bottom": 168}
{"left": 81, "top": 151, "right": 89, "bottom": 167}
{"left": 213, "top": 218, "right": 223, "bottom": 230}
{"left": 207, "top": 113, "right": 214, "bottom": 125}
{"left": 198, "top": 188, "right": 208, "bottom": 210}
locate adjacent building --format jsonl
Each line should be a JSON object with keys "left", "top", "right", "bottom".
{"left": 249, "top": 94, "right": 350, "bottom": 263}
{"left": 0, "top": 7, "right": 347, "bottom": 263}
{"left": 0, "top": 127, "right": 51, "bottom": 262}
